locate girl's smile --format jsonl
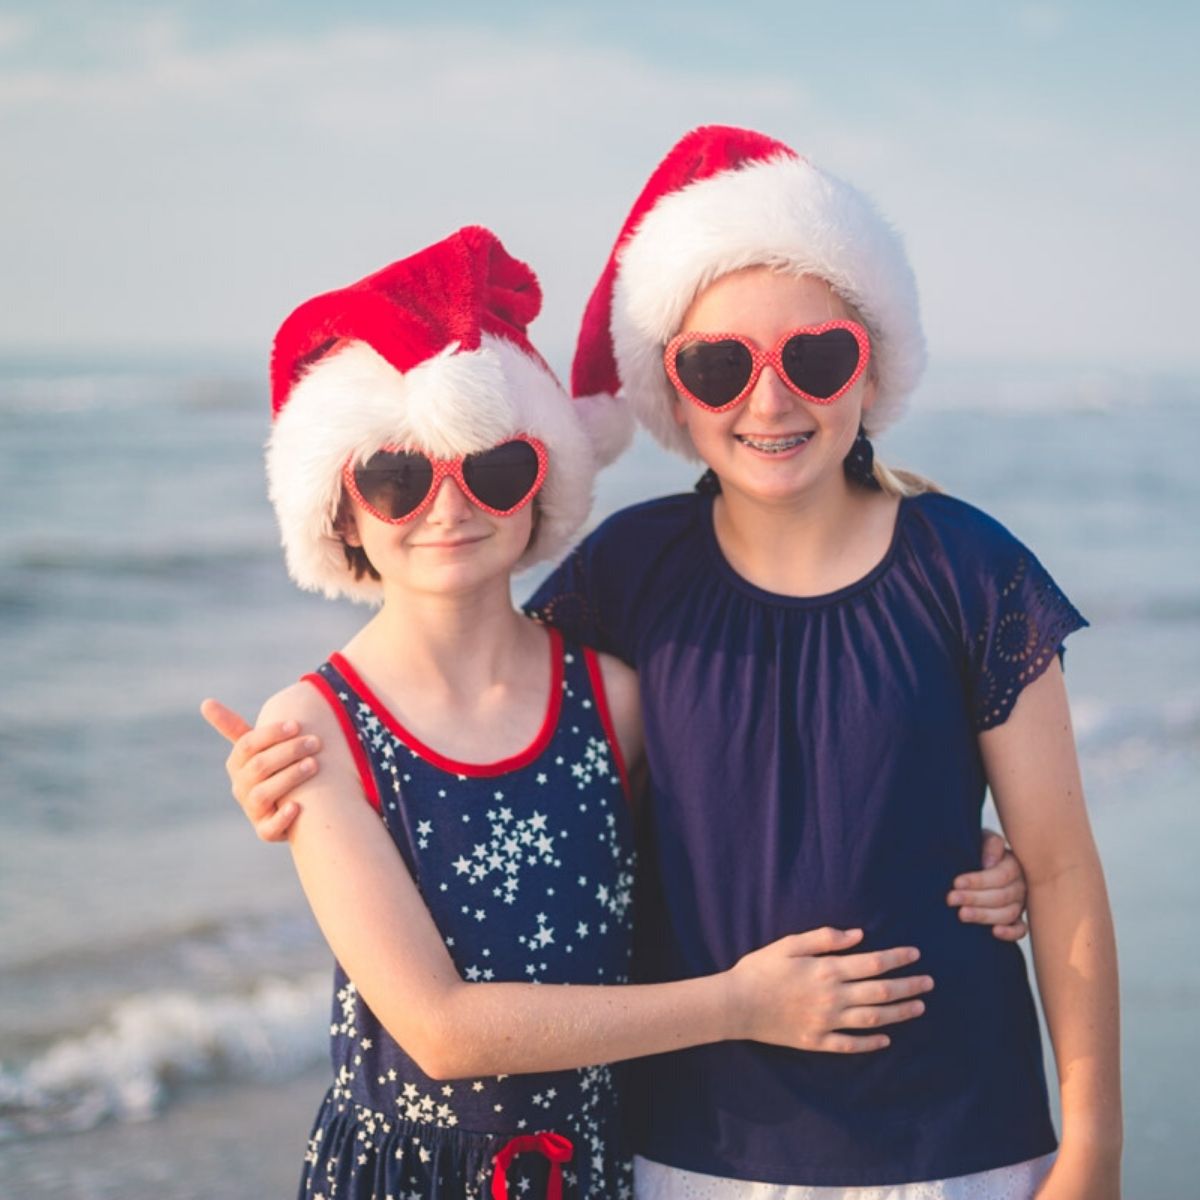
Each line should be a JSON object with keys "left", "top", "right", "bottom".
{"left": 733, "top": 430, "right": 815, "bottom": 456}
{"left": 346, "top": 473, "right": 534, "bottom": 595}
{"left": 672, "top": 267, "right": 876, "bottom": 508}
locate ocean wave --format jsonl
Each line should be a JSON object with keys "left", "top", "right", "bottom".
{"left": 0, "top": 973, "right": 328, "bottom": 1140}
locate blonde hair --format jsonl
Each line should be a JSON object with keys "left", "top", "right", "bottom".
{"left": 836, "top": 289, "right": 938, "bottom": 499}
{"left": 871, "top": 460, "right": 939, "bottom": 498}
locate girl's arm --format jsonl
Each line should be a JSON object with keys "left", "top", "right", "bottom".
{"left": 979, "top": 660, "right": 1121, "bottom": 1199}
{"left": 253, "top": 682, "right": 934, "bottom": 1080}
{"left": 201, "top": 692, "right": 1031, "bottom": 933}
{"left": 593, "top": 651, "right": 646, "bottom": 806}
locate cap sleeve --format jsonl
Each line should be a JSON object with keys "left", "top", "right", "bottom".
{"left": 962, "top": 521, "right": 1088, "bottom": 731}
{"left": 523, "top": 526, "right": 632, "bottom": 664}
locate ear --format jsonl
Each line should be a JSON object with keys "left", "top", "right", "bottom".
{"left": 335, "top": 495, "right": 363, "bottom": 547}
{"left": 860, "top": 372, "right": 878, "bottom": 415}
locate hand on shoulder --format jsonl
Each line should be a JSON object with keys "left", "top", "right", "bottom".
{"left": 200, "top": 683, "right": 342, "bottom": 842}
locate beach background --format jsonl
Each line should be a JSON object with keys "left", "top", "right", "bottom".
{"left": 2, "top": 3, "right": 1198, "bottom": 1197}
{"left": 1, "top": 357, "right": 1198, "bottom": 1198}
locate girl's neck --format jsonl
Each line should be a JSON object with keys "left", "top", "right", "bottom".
{"left": 346, "top": 576, "right": 536, "bottom": 699}
{"left": 712, "top": 475, "right": 900, "bottom": 598}
{"left": 339, "top": 577, "right": 554, "bottom": 766}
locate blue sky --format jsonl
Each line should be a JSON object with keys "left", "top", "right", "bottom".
{"left": 2, "top": 1, "right": 1197, "bottom": 369}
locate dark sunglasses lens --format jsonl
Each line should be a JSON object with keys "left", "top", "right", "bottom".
{"left": 462, "top": 441, "right": 540, "bottom": 511}
{"left": 781, "top": 328, "right": 861, "bottom": 399}
{"left": 674, "top": 340, "right": 754, "bottom": 408}
{"left": 353, "top": 450, "right": 434, "bottom": 519}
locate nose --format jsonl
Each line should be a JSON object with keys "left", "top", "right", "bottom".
{"left": 744, "top": 363, "right": 797, "bottom": 421}
{"left": 424, "top": 475, "right": 474, "bottom": 524}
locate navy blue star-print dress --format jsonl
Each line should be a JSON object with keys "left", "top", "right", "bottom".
{"left": 298, "top": 628, "right": 637, "bottom": 1200}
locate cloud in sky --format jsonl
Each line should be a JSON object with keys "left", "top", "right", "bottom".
{"left": 2, "top": 2, "right": 1197, "bottom": 370}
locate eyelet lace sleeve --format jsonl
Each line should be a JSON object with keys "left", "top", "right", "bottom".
{"left": 524, "top": 540, "right": 625, "bottom": 660}
{"left": 969, "top": 547, "right": 1087, "bottom": 731}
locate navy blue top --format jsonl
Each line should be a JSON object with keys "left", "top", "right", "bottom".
{"left": 299, "top": 631, "right": 637, "bottom": 1200}
{"left": 527, "top": 491, "right": 1086, "bottom": 1187}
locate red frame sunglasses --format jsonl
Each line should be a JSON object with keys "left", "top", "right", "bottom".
{"left": 664, "top": 320, "right": 871, "bottom": 412}
{"left": 342, "top": 436, "right": 548, "bottom": 525}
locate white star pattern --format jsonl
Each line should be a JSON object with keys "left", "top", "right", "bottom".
{"left": 306, "top": 651, "right": 635, "bottom": 1198}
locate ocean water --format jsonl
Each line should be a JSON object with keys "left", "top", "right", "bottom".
{"left": 0, "top": 355, "right": 1197, "bottom": 1197}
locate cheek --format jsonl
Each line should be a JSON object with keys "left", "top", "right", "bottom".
{"left": 502, "top": 505, "right": 536, "bottom": 556}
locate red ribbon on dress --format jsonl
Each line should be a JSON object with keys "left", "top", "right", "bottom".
{"left": 491, "top": 1130, "right": 574, "bottom": 1200}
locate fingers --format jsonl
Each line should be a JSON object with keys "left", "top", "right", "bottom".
{"left": 839, "top": 998, "right": 928, "bottom": 1030}
{"left": 840, "top": 998, "right": 931, "bottom": 1036}
{"left": 841, "top": 974, "right": 934, "bottom": 1009}
{"left": 252, "top": 799, "right": 302, "bottom": 843}
{"left": 809, "top": 1032, "right": 892, "bottom": 1054}
{"left": 227, "top": 720, "right": 306, "bottom": 771}
{"left": 946, "top": 881, "right": 1023, "bottom": 910}
{"left": 950, "top": 858, "right": 1019, "bottom": 893}
{"left": 242, "top": 755, "right": 318, "bottom": 820}
{"left": 780, "top": 927, "right": 865, "bottom": 956}
{"left": 990, "top": 919, "right": 1029, "bottom": 943}
{"left": 832, "top": 945, "right": 922, "bottom": 981}
{"left": 240, "top": 734, "right": 322, "bottom": 791}
{"left": 956, "top": 902, "right": 1025, "bottom": 927}
{"left": 200, "top": 698, "right": 254, "bottom": 745}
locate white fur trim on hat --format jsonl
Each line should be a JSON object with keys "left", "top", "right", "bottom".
{"left": 612, "top": 152, "right": 926, "bottom": 459}
{"left": 267, "top": 335, "right": 596, "bottom": 603}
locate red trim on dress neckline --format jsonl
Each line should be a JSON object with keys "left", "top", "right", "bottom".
{"left": 328, "top": 627, "right": 565, "bottom": 779}
{"left": 302, "top": 672, "right": 382, "bottom": 811}
{"left": 582, "top": 648, "right": 632, "bottom": 805}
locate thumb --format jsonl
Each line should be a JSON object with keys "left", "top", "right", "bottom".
{"left": 787, "top": 927, "right": 863, "bottom": 956}
{"left": 980, "top": 829, "right": 1005, "bottom": 869}
{"left": 200, "top": 698, "right": 253, "bottom": 745}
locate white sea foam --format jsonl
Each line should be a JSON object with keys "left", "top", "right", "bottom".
{"left": 0, "top": 973, "right": 328, "bottom": 1138}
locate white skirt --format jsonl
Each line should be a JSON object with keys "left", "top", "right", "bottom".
{"left": 633, "top": 1153, "right": 1056, "bottom": 1200}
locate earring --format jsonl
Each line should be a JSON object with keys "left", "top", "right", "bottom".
{"left": 843, "top": 425, "right": 881, "bottom": 490}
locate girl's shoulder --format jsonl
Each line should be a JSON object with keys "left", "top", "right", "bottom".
{"left": 901, "top": 491, "right": 1036, "bottom": 578}
{"left": 257, "top": 678, "right": 337, "bottom": 730}
{"left": 588, "top": 490, "right": 707, "bottom": 552}
{"left": 254, "top": 677, "right": 368, "bottom": 800}
{"left": 905, "top": 490, "right": 1019, "bottom": 544}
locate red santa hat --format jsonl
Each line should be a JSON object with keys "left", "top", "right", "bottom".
{"left": 572, "top": 125, "right": 926, "bottom": 460}
{"left": 268, "top": 225, "right": 631, "bottom": 602}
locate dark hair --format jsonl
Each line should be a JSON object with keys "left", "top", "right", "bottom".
{"left": 342, "top": 541, "right": 381, "bottom": 582}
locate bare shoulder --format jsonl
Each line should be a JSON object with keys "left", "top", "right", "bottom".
{"left": 257, "top": 680, "right": 360, "bottom": 786}
{"left": 257, "top": 679, "right": 337, "bottom": 734}
{"left": 594, "top": 653, "right": 643, "bottom": 772}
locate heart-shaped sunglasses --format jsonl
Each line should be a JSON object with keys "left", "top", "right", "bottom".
{"left": 342, "top": 437, "right": 548, "bottom": 525}
{"left": 664, "top": 320, "right": 871, "bottom": 412}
